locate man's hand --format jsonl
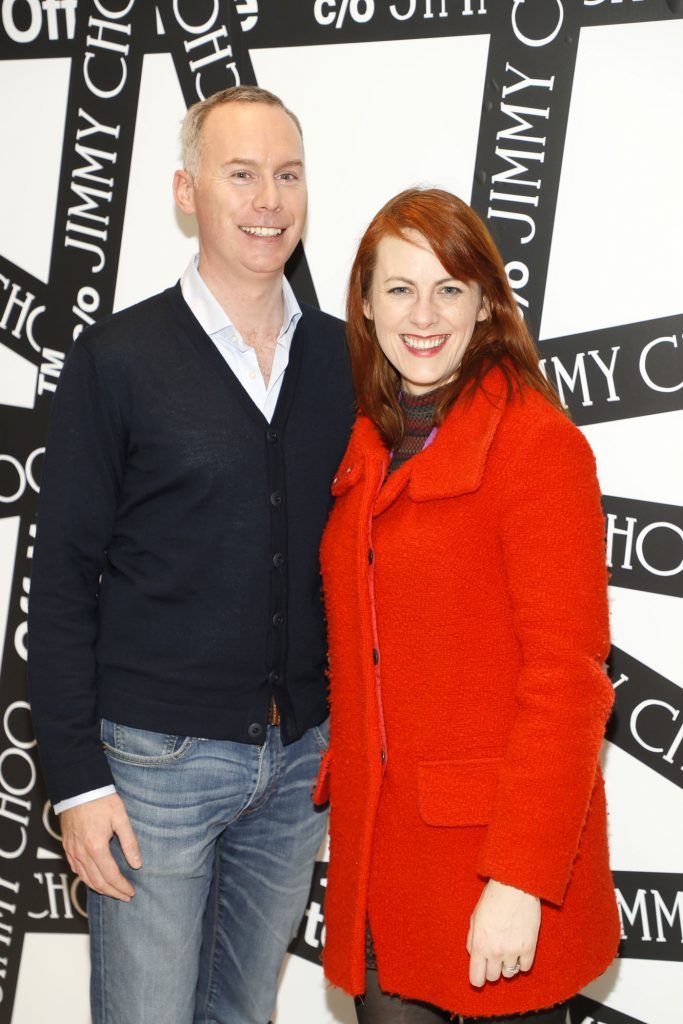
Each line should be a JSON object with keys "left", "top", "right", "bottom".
{"left": 60, "top": 794, "right": 142, "bottom": 901}
{"left": 466, "top": 878, "right": 541, "bottom": 987}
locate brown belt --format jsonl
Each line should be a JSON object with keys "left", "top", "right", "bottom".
{"left": 267, "top": 696, "right": 280, "bottom": 726}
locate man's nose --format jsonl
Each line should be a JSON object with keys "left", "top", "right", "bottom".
{"left": 253, "top": 176, "right": 281, "bottom": 212}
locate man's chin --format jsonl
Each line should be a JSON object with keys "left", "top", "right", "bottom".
{"left": 241, "top": 251, "right": 299, "bottom": 277}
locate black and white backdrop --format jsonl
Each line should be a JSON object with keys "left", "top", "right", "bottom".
{"left": 1, "top": 1, "right": 682, "bottom": 1022}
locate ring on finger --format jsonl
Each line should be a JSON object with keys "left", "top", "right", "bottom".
{"left": 501, "top": 962, "right": 520, "bottom": 976}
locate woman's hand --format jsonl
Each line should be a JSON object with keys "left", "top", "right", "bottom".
{"left": 466, "top": 878, "right": 541, "bottom": 987}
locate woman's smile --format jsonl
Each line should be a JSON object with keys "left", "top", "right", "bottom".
{"left": 400, "top": 333, "right": 450, "bottom": 356}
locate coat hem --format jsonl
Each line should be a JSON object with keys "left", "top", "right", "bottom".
{"left": 325, "top": 933, "right": 620, "bottom": 1019}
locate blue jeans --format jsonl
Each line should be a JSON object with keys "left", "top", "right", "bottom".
{"left": 89, "top": 718, "right": 329, "bottom": 1024}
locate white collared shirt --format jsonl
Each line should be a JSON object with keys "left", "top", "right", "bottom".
{"left": 180, "top": 254, "right": 302, "bottom": 423}
{"left": 53, "top": 258, "right": 302, "bottom": 815}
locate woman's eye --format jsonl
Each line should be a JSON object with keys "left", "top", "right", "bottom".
{"left": 441, "top": 286, "right": 462, "bottom": 296}
{"left": 388, "top": 287, "right": 410, "bottom": 295}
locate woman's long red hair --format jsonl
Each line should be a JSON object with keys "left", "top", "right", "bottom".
{"left": 346, "top": 188, "right": 563, "bottom": 447}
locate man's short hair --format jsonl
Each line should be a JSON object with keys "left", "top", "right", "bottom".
{"left": 180, "top": 85, "right": 303, "bottom": 180}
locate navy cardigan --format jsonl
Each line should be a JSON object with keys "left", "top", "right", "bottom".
{"left": 28, "top": 284, "right": 355, "bottom": 806}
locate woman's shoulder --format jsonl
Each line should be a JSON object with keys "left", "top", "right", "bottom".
{"left": 488, "top": 370, "right": 597, "bottom": 471}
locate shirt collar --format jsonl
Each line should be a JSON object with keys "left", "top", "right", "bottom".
{"left": 180, "top": 254, "right": 302, "bottom": 350}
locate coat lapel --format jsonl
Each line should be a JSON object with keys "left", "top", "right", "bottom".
{"left": 407, "top": 369, "right": 508, "bottom": 503}
{"left": 332, "top": 367, "right": 509, "bottom": 513}
{"left": 331, "top": 415, "right": 386, "bottom": 497}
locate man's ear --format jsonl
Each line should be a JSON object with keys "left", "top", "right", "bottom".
{"left": 173, "top": 169, "right": 197, "bottom": 216}
{"left": 362, "top": 299, "right": 373, "bottom": 321}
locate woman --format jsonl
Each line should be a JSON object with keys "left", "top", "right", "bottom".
{"left": 315, "top": 188, "right": 620, "bottom": 1023}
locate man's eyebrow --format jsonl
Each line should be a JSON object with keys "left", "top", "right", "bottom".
{"left": 221, "top": 158, "right": 304, "bottom": 170}
{"left": 222, "top": 158, "right": 259, "bottom": 168}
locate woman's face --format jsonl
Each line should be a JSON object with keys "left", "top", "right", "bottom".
{"left": 363, "top": 230, "right": 487, "bottom": 395}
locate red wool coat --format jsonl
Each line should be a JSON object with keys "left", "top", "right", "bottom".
{"left": 317, "top": 367, "right": 621, "bottom": 1018}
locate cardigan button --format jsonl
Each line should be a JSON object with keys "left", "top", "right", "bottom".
{"left": 272, "top": 552, "right": 285, "bottom": 568}
{"left": 266, "top": 428, "right": 279, "bottom": 444}
{"left": 248, "top": 722, "right": 263, "bottom": 739}
{"left": 268, "top": 670, "right": 280, "bottom": 684}
{"left": 270, "top": 491, "right": 282, "bottom": 507}
{"left": 272, "top": 612, "right": 285, "bottom": 627}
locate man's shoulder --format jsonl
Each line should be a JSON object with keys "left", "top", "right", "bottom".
{"left": 77, "top": 285, "right": 180, "bottom": 361}
{"left": 298, "top": 303, "right": 347, "bottom": 361}
{"left": 299, "top": 302, "right": 345, "bottom": 336}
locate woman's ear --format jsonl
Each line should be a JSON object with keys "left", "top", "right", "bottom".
{"left": 362, "top": 299, "right": 373, "bottom": 321}
{"left": 476, "top": 294, "right": 491, "bottom": 323}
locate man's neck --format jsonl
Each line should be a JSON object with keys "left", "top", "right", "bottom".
{"left": 197, "top": 256, "right": 285, "bottom": 340}
{"left": 197, "top": 255, "right": 288, "bottom": 387}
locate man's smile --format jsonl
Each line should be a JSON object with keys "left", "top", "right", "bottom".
{"left": 239, "top": 225, "right": 284, "bottom": 237}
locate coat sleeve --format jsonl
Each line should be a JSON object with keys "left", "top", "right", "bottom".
{"left": 476, "top": 409, "right": 613, "bottom": 907}
{"left": 28, "top": 336, "right": 125, "bottom": 806}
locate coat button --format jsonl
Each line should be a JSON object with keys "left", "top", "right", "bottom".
{"left": 381, "top": 748, "right": 386, "bottom": 764}
{"left": 272, "top": 612, "right": 285, "bottom": 627}
{"left": 270, "top": 491, "right": 282, "bottom": 507}
{"left": 368, "top": 549, "right": 374, "bottom": 565}
{"left": 372, "top": 648, "right": 379, "bottom": 665}
{"left": 248, "top": 722, "right": 263, "bottom": 738}
{"left": 266, "top": 428, "right": 279, "bottom": 444}
{"left": 272, "top": 552, "right": 285, "bottom": 568}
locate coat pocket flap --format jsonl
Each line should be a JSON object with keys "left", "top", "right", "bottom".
{"left": 313, "top": 748, "right": 332, "bottom": 806}
{"left": 331, "top": 461, "right": 363, "bottom": 496}
{"left": 418, "top": 757, "right": 502, "bottom": 826}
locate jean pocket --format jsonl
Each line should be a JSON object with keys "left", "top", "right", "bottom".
{"left": 100, "top": 718, "right": 193, "bottom": 766}
{"left": 311, "top": 717, "right": 330, "bottom": 754}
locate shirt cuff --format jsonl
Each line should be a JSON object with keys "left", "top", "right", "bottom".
{"left": 53, "top": 785, "right": 117, "bottom": 815}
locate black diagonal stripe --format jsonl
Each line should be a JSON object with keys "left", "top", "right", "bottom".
{"left": 570, "top": 993, "right": 649, "bottom": 1024}
{"left": 538, "top": 313, "right": 683, "bottom": 425}
{"left": 607, "top": 646, "right": 683, "bottom": 787}
{"left": 0, "top": 258, "right": 49, "bottom": 366}
{"left": 612, "top": 871, "right": 683, "bottom": 962}
{"left": 158, "top": 0, "right": 257, "bottom": 103}
{"left": 470, "top": 2, "right": 581, "bottom": 341}
{"left": 0, "top": 3, "right": 78, "bottom": 58}
{"left": 246, "top": 0, "right": 492, "bottom": 48}
{"left": 581, "top": 0, "right": 683, "bottom": 27}
{"left": 48, "top": 0, "right": 150, "bottom": 332}
{"left": 603, "top": 494, "right": 683, "bottom": 600}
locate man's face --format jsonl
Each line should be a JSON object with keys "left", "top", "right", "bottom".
{"left": 174, "top": 102, "right": 307, "bottom": 283}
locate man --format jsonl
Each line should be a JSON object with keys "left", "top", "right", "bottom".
{"left": 28, "top": 86, "right": 354, "bottom": 1024}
